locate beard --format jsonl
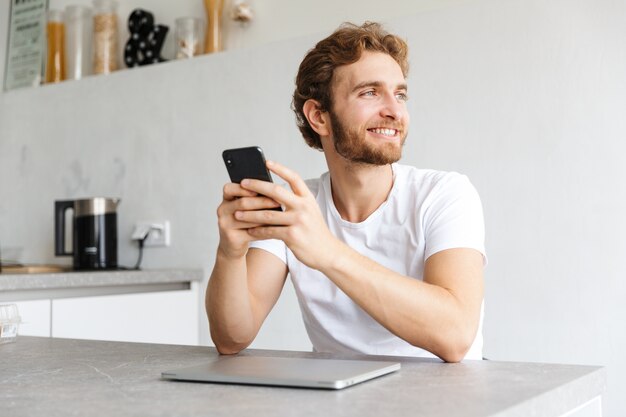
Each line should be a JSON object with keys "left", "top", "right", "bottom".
{"left": 329, "top": 110, "right": 407, "bottom": 166}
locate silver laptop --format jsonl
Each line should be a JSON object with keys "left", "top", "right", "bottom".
{"left": 161, "top": 355, "right": 400, "bottom": 390}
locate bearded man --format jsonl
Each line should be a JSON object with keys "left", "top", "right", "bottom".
{"left": 207, "top": 22, "right": 486, "bottom": 363}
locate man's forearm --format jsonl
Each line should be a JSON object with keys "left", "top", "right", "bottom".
{"left": 206, "top": 250, "right": 257, "bottom": 354}
{"left": 319, "top": 243, "right": 484, "bottom": 362}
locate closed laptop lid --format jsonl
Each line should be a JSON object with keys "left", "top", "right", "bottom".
{"left": 161, "top": 355, "right": 401, "bottom": 390}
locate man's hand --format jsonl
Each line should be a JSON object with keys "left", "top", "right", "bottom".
{"left": 235, "top": 160, "right": 340, "bottom": 271}
{"left": 216, "top": 182, "right": 282, "bottom": 259}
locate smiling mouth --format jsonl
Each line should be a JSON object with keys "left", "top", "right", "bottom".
{"left": 367, "top": 127, "right": 399, "bottom": 137}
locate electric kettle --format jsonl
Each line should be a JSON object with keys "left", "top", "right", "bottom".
{"left": 54, "top": 197, "right": 120, "bottom": 270}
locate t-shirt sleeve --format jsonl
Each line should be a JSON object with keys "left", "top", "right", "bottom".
{"left": 248, "top": 238, "right": 288, "bottom": 264}
{"left": 423, "top": 173, "right": 487, "bottom": 264}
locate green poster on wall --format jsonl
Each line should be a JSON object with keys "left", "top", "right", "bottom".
{"left": 3, "top": 0, "right": 48, "bottom": 91}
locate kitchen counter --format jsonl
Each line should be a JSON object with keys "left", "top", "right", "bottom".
{"left": 0, "top": 268, "right": 203, "bottom": 302}
{"left": 0, "top": 337, "right": 605, "bottom": 417}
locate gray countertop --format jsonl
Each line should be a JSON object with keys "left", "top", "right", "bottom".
{"left": 0, "top": 337, "right": 605, "bottom": 417}
{"left": 0, "top": 269, "right": 204, "bottom": 302}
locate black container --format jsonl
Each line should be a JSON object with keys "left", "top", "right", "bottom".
{"left": 55, "top": 197, "right": 120, "bottom": 270}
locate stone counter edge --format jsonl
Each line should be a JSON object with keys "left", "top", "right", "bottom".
{"left": 0, "top": 268, "right": 204, "bottom": 291}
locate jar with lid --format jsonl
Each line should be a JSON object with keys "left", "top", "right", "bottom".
{"left": 175, "top": 18, "right": 205, "bottom": 59}
{"left": 45, "top": 10, "right": 66, "bottom": 83}
{"left": 92, "top": 0, "right": 119, "bottom": 74}
{"left": 65, "top": 5, "right": 92, "bottom": 80}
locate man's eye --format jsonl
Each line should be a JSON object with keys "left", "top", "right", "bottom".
{"left": 361, "top": 90, "right": 376, "bottom": 97}
{"left": 396, "top": 92, "right": 409, "bottom": 101}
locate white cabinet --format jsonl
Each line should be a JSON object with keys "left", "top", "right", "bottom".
{"left": 52, "top": 285, "right": 199, "bottom": 345}
{"left": 1, "top": 269, "right": 203, "bottom": 345}
{"left": 11, "top": 300, "right": 52, "bottom": 337}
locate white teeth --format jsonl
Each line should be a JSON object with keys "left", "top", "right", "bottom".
{"left": 370, "top": 128, "right": 397, "bottom": 136}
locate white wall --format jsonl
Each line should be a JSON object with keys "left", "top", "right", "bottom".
{"left": 1, "top": 0, "right": 625, "bottom": 415}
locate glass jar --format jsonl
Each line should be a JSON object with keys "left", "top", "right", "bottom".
{"left": 65, "top": 5, "right": 92, "bottom": 80}
{"left": 175, "top": 18, "right": 205, "bottom": 59}
{"left": 45, "top": 10, "right": 66, "bottom": 83}
{"left": 92, "top": 0, "right": 118, "bottom": 74}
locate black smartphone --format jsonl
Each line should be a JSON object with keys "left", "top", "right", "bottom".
{"left": 222, "top": 146, "right": 274, "bottom": 183}
{"left": 222, "top": 146, "right": 282, "bottom": 210}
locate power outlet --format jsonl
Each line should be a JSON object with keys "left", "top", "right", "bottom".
{"left": 133, "top": 221, "right": 171, "bottom": 247}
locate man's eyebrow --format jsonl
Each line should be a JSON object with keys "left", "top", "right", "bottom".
{"left": 351, "top": 81, "right": 408, "bottom": 92}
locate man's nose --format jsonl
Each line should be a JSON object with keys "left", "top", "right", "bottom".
{"left": 380, "top": 93, "right": 406, "bottom": 120}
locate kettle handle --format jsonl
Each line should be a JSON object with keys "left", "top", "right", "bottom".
{"left": 55, "top": 200, "right": 74, "bottom": 256}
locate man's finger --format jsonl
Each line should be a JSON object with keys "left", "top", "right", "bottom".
{"left": 235, "top": 209, "right": 291, "bottom": 226}
{"left": 223, "top": 183, "right": 259, "bottom": 200}
{"left": 229, "top": 219, "right": 267, "bottom": 229}
{"left": 234, "top": 196, "right": 282, "bottom": 211}
{"left": 266, "top": 160, "right": 310, "bottom": 197}
{"left": 240, "top": 179, "right": 296, "bottom": 207}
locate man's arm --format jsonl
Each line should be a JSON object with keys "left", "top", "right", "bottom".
{"left": 206, "top": 182, "right": 288, "bottom": 354}
{"left": 319, "top": 245, "right": 483, "bottom": 362}
{"left": 237, "top": 161, "right": 484, "bottom": 362}
{"left": 207, "top": 248, "right": 287, "bottom": 354}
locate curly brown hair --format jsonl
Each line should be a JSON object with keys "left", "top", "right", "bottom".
{"left": 292, "top": 22, "right": 409, "bottom": 150}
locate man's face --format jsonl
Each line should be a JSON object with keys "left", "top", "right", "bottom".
{"left": 327, "top": 51, "right": 410, "bottom": 165}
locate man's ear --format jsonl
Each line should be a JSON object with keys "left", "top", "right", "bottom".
{"left": 303, "top": 99, "right": 331, "bottom": 137}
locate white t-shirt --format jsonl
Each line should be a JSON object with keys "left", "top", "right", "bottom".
{"left": 249, "top": 163, "right": 486, "bottom": 360}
